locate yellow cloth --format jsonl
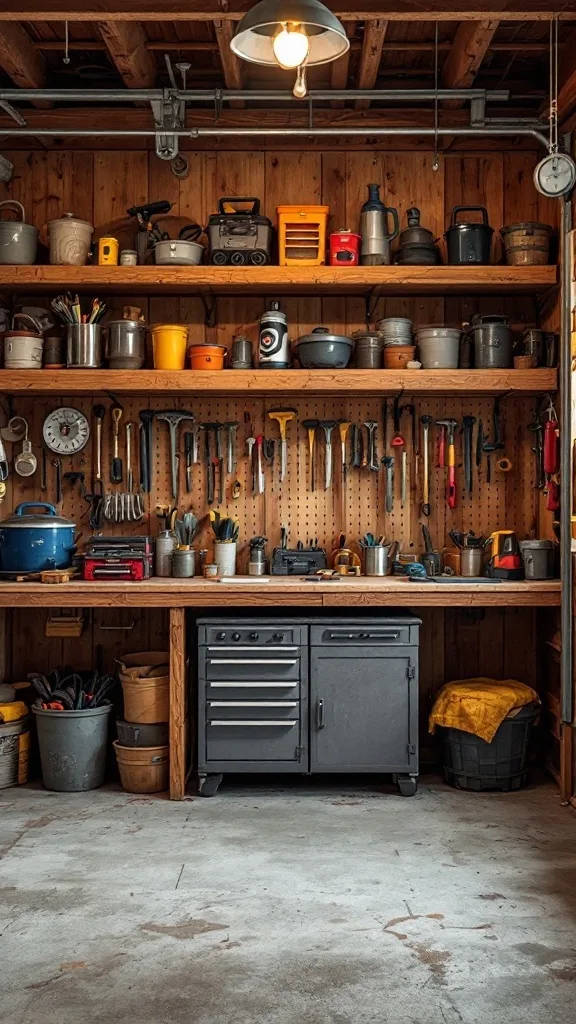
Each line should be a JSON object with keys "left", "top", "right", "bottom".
{"left": 429, "top": 678, "right": 540, "bottom": 744}
{"left": 0, "top": 700, "right": 28, "bottom": 723}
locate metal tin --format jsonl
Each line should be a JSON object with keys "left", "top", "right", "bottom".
{"left": 460, "top": 548, "right": 483, "bottom": 577}
{"left": 171, "top": 548, "right": 196, "bottom": 578}
{"left": 120, "top": 249, "right": 138, "bottom": 266}
{"left": 98, "top": 236, "right": 119, "bottom": 266}
{"left": 106, "top": 319, "right": 146, "bottom": 370}
{"left": 364, "top": 546, "right": 389, "bottom": 576}
{"left": 67, "top": 323, "right": 102, "bottom": 368}
{"left": 231, "top": 334, "right": 253, "bottom": 369}
{"left": 204, "top": 563, "right": 219, "bottom": 578}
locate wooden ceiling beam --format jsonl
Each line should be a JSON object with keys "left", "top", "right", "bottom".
{"left": 442, "top": 19, "right": 500, "bottom": 108}
{"left": 0, "top": 2, "right": 572, "bottom": 22}
{"left": 557, "top": 27, "right": 576, "bottom": 124}
{"left": 330, "top": 22, "right": 355, "bottom": 108}
{"left": 97, "top": 21, "right": 156, "bottom": 87}
{"left": 213, "top": 19, "right": 244, "bottom": 109}
{"left": 0, "top": 23, "right": 50, "bottom": 108}
{"left": 356, "top": 19, "right": 388, "bottom": 110}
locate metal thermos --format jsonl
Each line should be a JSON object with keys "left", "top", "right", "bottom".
{"left": 155, "top": 531, "right": 175, "bottom": 577}
{"left": 249, "top": 536, "right": 268, "bottom": 576}
{"left": 360, "top": 184, "right": 399, "bottom": 266}
{"left": 258, "top": 301, "right": 290, "bottom": 368}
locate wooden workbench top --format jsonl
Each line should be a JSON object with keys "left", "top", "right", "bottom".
{"left": 0, "top": 577, "right": 561, "bottom": 608}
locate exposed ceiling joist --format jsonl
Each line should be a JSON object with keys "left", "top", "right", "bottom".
{"left": 0, "top": 23, "right": 50, "bottom": 108}
{"left": 213, "top": 19, "right": 244, "bottom": 109}
{"left": 98, "top": 21, "right": 156, "bottom": 88}
{"left": 0, "top": 2, "right": 573, "bottom": 22}
{"left": 330, "top": 22, "right": 355, "bottom": 108}
{"left": 442, "top": 20, "right": 500, "bottom": 108}
{"left": 356, "top": 19, "right": 388, "bottom": 110}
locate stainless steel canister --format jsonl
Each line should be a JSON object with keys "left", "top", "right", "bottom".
{"left": 364, "top": 546, "right": 388, "bottom": 576}
{"left": 155, "top": 531, "right": 175, "bottom": 577}
{"left": 460, "top": 548, "right": 483, "bottom": 577}
{"left": 171, "top": 548, "right": 195, "bottom": 578}
{"left": 106, "top": 319, "right": 147, "bottom": 370}
{"left": 66, "top": 323, "right": 102, "bottom": 368}
{"left": 231, "top": 334, "right": 253, "bottom": 369}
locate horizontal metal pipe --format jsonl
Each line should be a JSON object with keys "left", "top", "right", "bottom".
{"left": 0, "top": 87, "right": 510, "bottom": 104}
{"left": 0, "top": 126, "right": 550, "bottom": 147}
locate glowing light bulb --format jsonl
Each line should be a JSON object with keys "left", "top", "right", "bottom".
{"left": 273, "top": 24, "right": 309, "bottom": 70}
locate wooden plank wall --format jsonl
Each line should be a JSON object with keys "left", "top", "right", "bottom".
{"left": 0, "top": 146, "right": 558, "bottom": 749}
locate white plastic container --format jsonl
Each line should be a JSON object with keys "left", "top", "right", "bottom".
{"left": 214, "top": 541, "right": 237, "bottom": 577}
{"left": 415, "top": 326, "right": 462, "bottom": 369}
{"left": 49, "top": 212, "right": 93, "bottom": 266}
{"left": 4, "top": 313, "right": 44, "bottom": 369}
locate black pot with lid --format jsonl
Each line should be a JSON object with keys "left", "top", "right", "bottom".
{"left": 396, "top": 208, "right": 438, "bottom": 266}
{"left": 445, "top": 206, "right": 493, "bottom": 265}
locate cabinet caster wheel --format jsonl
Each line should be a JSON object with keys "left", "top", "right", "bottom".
{"left": 198, "top": 774, "right": 223, "bottom": 798}
{"left": 397, "top": 775, "right": 418, "bottom": 798}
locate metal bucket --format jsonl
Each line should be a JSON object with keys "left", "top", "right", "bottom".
{"left": 519, "top": 540, "right": 555, "bottom": 580}
{"left": 364, "top": 546, "right": 388, "bottom": 576}
{"left": 467, "top": 317, "right": 512, "bottom": 369}
{"left": 33, "top": 704, "right": 113, "bottom": 792}
{"left": 67, "top": 323, "right": 102, "bottom": 368}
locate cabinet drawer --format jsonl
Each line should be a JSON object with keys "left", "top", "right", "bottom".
{"left": 206, "top": 655, "right": 300, "bottom": 682}
{"left": 206, "top": 700, "right": 299, "bottom": 722}
{"left": 310, "top": 625, "right": 412, "bottom": 646}
{"left": 207, "top": 679, "right": 301, "bottom": 700}
{"left": 206, "top": 720, "right": 301, "bottom": 762}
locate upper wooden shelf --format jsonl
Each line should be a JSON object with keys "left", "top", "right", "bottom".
{"left": 0, "top": 265, "right": 558, "bottom": 296}
{"left": 0, "top": 368, "right": 557, "bottom": 395}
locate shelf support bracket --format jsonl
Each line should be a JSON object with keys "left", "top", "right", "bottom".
{"left": 200, "top": 294, "right": 217, "bottom": 329}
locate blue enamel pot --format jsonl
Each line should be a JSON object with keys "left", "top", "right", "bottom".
{"left": 0, "top": 502, "right": 76, "bottom": 572}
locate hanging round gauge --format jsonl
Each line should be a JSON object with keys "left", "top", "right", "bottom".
{"left": 533, "top": 153, "right": 576, "bottom": 198}
{"left": 43, "top": 407, "right": 90, "bottom": 455}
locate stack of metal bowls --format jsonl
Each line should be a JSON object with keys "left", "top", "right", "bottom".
{"left": 376, "top": 317, "right": 413, "bottom": 346}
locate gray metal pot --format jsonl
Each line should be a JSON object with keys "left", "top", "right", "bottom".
{"left": 106, "top": 319, "right": 147, "bottom": 369}
{"left": 154, "top": 238, "right": 204, "bottom": 266}
{"left": 0, "top": 201, "right": 38, "bottom": 265}
{"left": 296, "top": 327, "right": 354, "bottom": 369}
{"left": 466, "top": 315, "right": 512, "bottom": 369}
{"left": 519, "top": 539, "right": 555, "bottom": 580}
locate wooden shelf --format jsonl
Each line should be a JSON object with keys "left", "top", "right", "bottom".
{"left": 0, "top": 578, "right": 561, "bottom": 609}
{"left": 0, "top": 264, "right": 558, "bottom": 296}
{"left": 0, "top": 368, "right": 557, "bottom": 395}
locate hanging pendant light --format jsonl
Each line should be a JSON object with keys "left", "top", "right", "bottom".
{"left": 230, "top": 0, "right": 349, "bottom": 68}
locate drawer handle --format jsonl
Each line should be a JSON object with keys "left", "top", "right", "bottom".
{"left": 209, "top": 659, "right": 298, "bottom": 665}
{"left": 326, "top": 631, "right": 400, "bottom": 641}
{"left": 208, "top": 646, "right": 299, "bottom": 652}
{"left": 208, "top": 701, "right": 298, "bottom": 708}
{"left": 209, "top": 720, "right": 297, "bottom": 727}
{"left": 316, "top": 698, "right": 325, "bottom": 730}
{"left": 210, "top": 682, "right": 298, "bottom": 688}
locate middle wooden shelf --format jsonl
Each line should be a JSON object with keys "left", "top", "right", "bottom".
{"left": 0, "top": 368, "right": 557, "bottom": 396}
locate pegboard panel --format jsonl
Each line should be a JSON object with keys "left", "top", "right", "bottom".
{"left": 5, "top": 391, "right": 544, "bottom": 567}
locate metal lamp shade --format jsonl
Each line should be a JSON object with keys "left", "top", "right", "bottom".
{"left": 230, "top": 0, "right": 350, "bottom": 66}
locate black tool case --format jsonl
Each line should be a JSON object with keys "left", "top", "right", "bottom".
{"left": 207, "top": 197, "right": 273, "bottom": 266}
{"left": 195, "top": 614, "right": 420, "bottom": 797}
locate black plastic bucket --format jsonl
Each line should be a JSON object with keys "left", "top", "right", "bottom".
{"left": 441, "top": 702, "right": 540, "bottom": 792}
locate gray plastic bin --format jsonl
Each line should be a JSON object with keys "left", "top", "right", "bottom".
{"left": 33, "top": 704, "right": 113, "bottom": 792}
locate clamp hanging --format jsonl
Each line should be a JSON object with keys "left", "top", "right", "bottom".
{"left": 151, "top": 87, "right": 185, "bottom": 161}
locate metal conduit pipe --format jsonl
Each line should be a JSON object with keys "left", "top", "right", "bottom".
{"left": 0, "top": 88, "right": 510, "bottom": 104}
{"left": 0, "top": 126, "right": 551, "bottom": 147}
{"left": 560, "top": 196, "right": 573, "bottom": 727}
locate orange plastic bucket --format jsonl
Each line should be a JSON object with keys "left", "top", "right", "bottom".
{"left": 152, "top": 324, "right": 188, "bottom": 369}
{"left": 188, "top": 343, "right": 227, "bottom": 370}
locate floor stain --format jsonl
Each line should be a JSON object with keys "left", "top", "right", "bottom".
{"left": 517, "top": 942, "right": 573, "bottom": 966}
{"left": 331, "top": 801, "right": 362, "bottom": 807}
{"left": 478, "top": 893, "right": 506, "bottom": 901}
{"left": 24, "top": 814, "right": 57, "bottom": 829}
{"left": 141, "top": 918, "right": 229, "bottom": 940}
{"left": 59, "top": 961, "right": 86, "bottom": 971}
{"left": 550, "top": 965, "right": 576, "bottom": 981}
{"left": 26, "top": 975, "right": 60, "bottom": 990}
{"left": 408, "top": 942, "right": 451, "bottom": 982}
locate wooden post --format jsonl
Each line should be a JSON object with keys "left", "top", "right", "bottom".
{"left": 169, "top": 607, "right": 187, "bottom": 800}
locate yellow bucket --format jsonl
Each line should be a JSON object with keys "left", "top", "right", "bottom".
{"left": 152, "top": 324, "right": 189, "bottom": 370}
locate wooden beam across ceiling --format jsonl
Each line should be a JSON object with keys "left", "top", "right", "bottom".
{"left": 442, "top": 19, "right": 500, "bottom": 107}
{"left": 330, "top": 22, "right": 355, "bottom": 108}
{"left": 97, "top": 21, "right": 156, "bottom": 87}
{"left": 0, "top": 22, "right": 50, "bottom": 108}
{"left": 0, "top": 2, "right": 573, "bottom": 22}
{"left": 213, "top": 19, "right": 245, "bottom": 108}
{"left": 356, "top": 18, "right": 388, "bottom": 110}
{"left": 557, "top": 27, "right": 576, "bottom": 124}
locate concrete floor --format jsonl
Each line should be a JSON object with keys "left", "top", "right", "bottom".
{"left": 1, "top": 777, "right": 576, "bottom": 1024}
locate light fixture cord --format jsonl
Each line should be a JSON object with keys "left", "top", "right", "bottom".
{"left": 63, "top": 21, "right": 70, "bottom": 65}
{"left": 549, "top": 17, "right": 559, "bottom": 155}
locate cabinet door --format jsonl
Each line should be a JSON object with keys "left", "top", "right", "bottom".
{"left": 310, "top": 648, "right": 417, "bottom": 772}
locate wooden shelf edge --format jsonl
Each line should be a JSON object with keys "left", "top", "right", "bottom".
{"left": 0, "top": 368, "right": 558, "bottom": 395}
{"left": 0, "top": 579, "right": 561, "bottom": 609}
{"left": 0, "top": 264, "right": 558, "bottom": 295}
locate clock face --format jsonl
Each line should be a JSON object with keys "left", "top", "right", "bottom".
{"left": 534, "top": 154, "right": 576, "bottom": 197}
{"left": 43, "top": 407, "right": 90, "bottom": 455}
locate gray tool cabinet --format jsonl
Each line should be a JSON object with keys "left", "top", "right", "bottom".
{"left": 196, "top": 615, "right": 420, "bottom": 797}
